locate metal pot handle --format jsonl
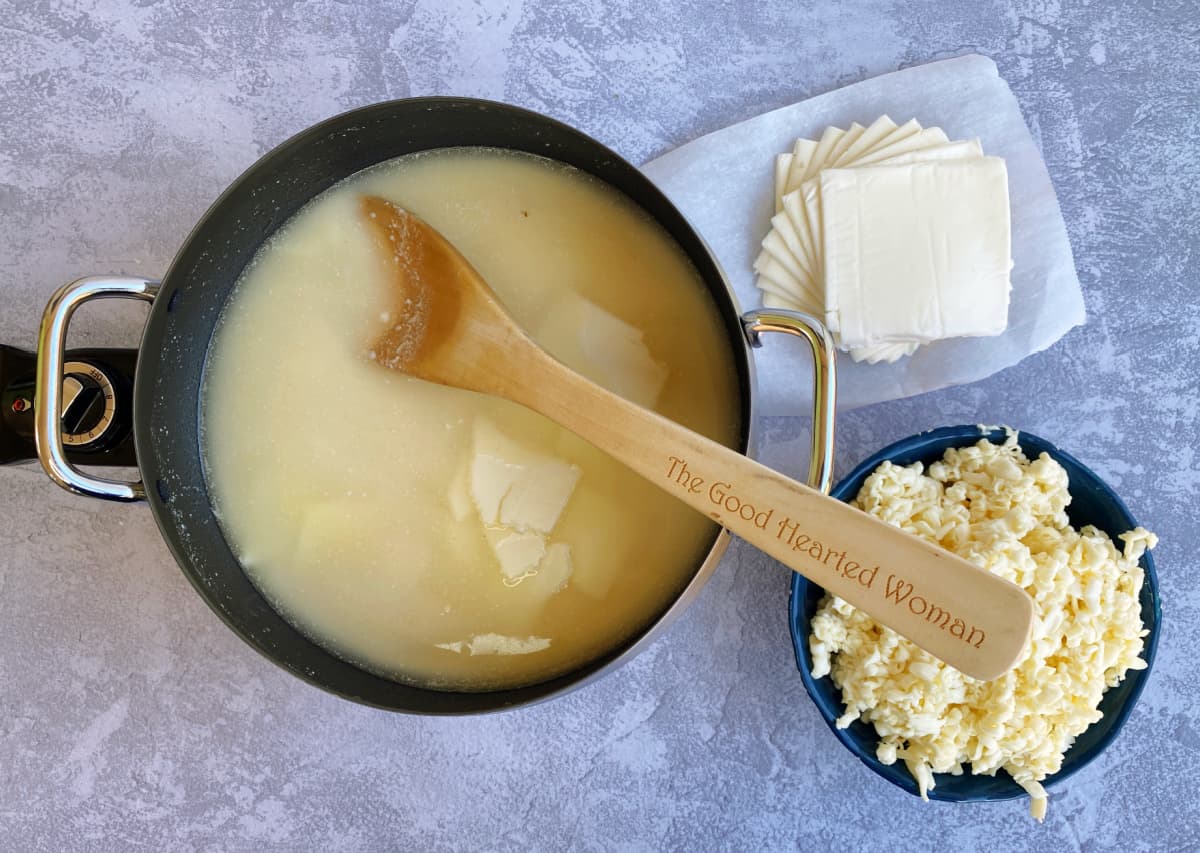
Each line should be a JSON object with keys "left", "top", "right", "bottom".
{"left": 36, "top": 276, "right": 159, "bottom": 501}
{"left": 741, "top": 308, "right": 837, "bottom": 494}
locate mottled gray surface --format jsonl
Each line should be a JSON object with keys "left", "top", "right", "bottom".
{"left": 1, "top": 0, "right": 1197, "bottom": 850}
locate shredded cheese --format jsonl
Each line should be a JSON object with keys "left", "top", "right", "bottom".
{"left": 809, "top": 431, "right": 1154, "bottom": 821}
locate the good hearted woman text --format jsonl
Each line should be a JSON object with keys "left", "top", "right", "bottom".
{"left": 665, "top": 455, "right": 987, "bottom": 650}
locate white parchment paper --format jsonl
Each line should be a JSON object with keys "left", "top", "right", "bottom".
{"left": 641, "top": 54, "right": 1085, "bottom": 414}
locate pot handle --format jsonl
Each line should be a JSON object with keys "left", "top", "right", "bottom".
{"left": 36, "top": 276, "right": 160, "bottom": 501}
{"left": 741, "top": 309, "right": 836, "bottom": 494}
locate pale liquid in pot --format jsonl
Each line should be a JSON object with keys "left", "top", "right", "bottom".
{"left": 202, "top": 148, "right": 740, "bottom": 691}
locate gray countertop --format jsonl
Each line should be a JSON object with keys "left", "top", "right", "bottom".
{"left": 1, "top": 1, "right": 1196, "bottom": 850}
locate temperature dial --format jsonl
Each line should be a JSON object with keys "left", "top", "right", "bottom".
{"left": 60, "top": 360, "right": 118, "bottom": 447}
{"left": 1, "top": 346, "right": 136, "bottom": 467}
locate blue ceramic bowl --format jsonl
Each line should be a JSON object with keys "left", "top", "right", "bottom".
{"left": 788, "top": 425, "right": 1161, "bottom": 803}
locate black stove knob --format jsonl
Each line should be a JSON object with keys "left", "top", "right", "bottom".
{"left": 2, "top": 346, "right": 137, "bottom": 466}
{"left": 60, "top": 360, "right": 121, "bottom": 449}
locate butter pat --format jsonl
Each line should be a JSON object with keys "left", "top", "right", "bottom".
{"left": 485, "top": 529, "right": 546, "bottom": 581}
{"left": 470, "top": 419, "right": 581, "bottom": 535}
{"left": 534, "top": 294, "right": 669, "bottom": 409}
{"left": 821, "top": 157, "right": 1011, "bottom": 348}
{"left": 436, "top": 634, "right": 552, "bottom": 656}
{"left": 483, "top": 531, "right": 574, "bottom": 591}
{"left": 466, "top": 418, "right": 580, "bottom": 595}
{"left": 527, "top": 542, "right": 573, "bottom": 596}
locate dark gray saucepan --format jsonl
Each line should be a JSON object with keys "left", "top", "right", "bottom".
{"left": 2, "top": 98, "right": 835, "bottom": 713}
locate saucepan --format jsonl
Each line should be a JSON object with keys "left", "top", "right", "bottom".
{"left": 0, "top": 98, "right": 836, "bottom": 713}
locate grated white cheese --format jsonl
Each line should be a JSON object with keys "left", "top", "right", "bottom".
{"left": 809, "top": 431, "right": 1154, "bottom": 821}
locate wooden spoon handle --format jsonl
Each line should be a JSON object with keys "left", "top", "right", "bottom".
{"left": 505, "top": 350, "right": 1033, "bottom": 681}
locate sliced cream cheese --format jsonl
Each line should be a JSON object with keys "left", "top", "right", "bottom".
{"left": 534, "top": 293, "right": 669, "bottom": 410}
{"left": 759, "top": 119, "right": 1010, "bottom": 365}
{"left": 766, "top": 210, "right": 815, "bottom": 277}
{"left": 832, "top": 115, "right": 898, "bottom": 166}
{"left": 752, "top": 272, "right": 800, "bottom": 303}
{"left": 753, "top": 253, "right": 821, "bottom": 307}
{"left": 774, "top": 153, "right": 793, "bottom": 213}
{"left": 435, "top": 633, "right": 552, "bottom": 656}
{"left": 848, "top": 117, "right": 922, "bottom": 165}
{"left": 485, "top": 528, "right": 547, "bottom": 581}
{"left": 846, "top": 340, "right": 919, "bottom": 365}
{"left": 526, "top": 542, "right": 573, "bottom": 596}
{"left": 872, "top": 138, "right": 984, "bottom": 166}
{"left": 789, "top": 125, "right": 844, "bottom": 190}
{"left": 497, "top": 459, "right": 581, "bottom": 534}
{"left": 852, "top": 125, "right": 949, "bottom": 165}
{"left": 821, "top": 157, "right": 1012, "bottom": 348}
{"left": 463, "top": 417, "right": 582, "bottom": 594}
{"left": 760, "top": 227, "right": 812, "bottom": 283}
{"left": 826, "top": 121, "right": 866, "bottom": 167}
{"left": 782, "top": 138, "right": 979, "bottom": 335}
{"left": 780, "top": 191, "right": 820, "bottom": 277}
{"left": 778, "top": 138, "right": 819, "bottom": 206}
{"left": 470, "top": 419, "right": 580, "bottom": 535}
{"left": 799, "top": 179, "right": 826, "bottom": 305}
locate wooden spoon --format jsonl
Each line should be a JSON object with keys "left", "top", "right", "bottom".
{"left": 360, "top": 195, "right": 1033, "bottom": 681}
